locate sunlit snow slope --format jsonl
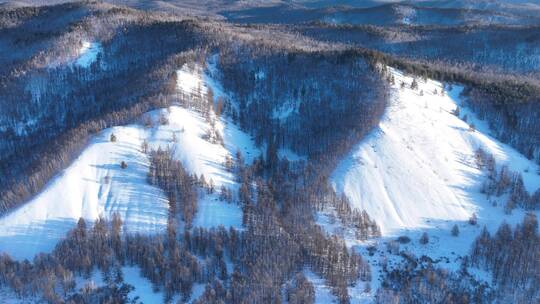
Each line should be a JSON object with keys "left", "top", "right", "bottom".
{"left": 0, "top": 60, "right": 258, "bottom": 260}
{"left": 75, "top": 41, "right": 102, "bottom": 68}
{"left": 0, "top": 126, "right": 170, "bottom": 260}
{"left": 332, "top": 68, "right": 540, "bottom": 236}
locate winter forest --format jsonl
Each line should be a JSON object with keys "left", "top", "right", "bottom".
{"left": 0, "top": 0, "right": 538, "bottom": 303}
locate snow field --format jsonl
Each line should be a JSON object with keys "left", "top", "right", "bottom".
{"left": 328, "top": 67, "right": 540, "bottom": 301}
{"left": 332, "top": 67, "right": 540, "bottom": 236}
{"left": 0, "top": 61, "right": 258, "bottom": 260}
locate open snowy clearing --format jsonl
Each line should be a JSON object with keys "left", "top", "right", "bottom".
{"left": 72, "top": 266, "right": 167, "bottom": 303}
{"left": 0, "top": 125, "right": 169, "bottom": 260}
{"left": 332, "top": 67, "right": 540, "bottom": 236}
{"left": 329, "top": 67, "right": 540, "bottom": 301}
{"left": 303, "top": 270, "right": 337, "bottom": 304}
{"left": 0, "top": 61, "right": 257, "bottom": 260}
{"left": 75, "top": 41, "right": 102, "bottom": 68}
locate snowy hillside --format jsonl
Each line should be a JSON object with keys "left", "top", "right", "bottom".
{"left": 0, "top": 125, "right": 170, "bottom": 260}
{"left": 333, "top": 67, "right": 540, "bottom": 236}
{"left": 0, "top": 61, "right": 258, "bottom": 260}
{"left": 326, "top": 67, "right": 540, "bottom": 302}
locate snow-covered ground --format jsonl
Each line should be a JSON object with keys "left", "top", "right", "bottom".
{"left": 73, "top": 266, "right": 167, "bottom": 303}
{"left": 0, "top": 126, "right": 170, "bottom": 260}
{"left": 75, "top": 41, "right": 102, "bottom": 68}
{"left": 122, "top": 266, "right": 166, "bottom": 303}
{"left": 193, "top": 193, "right": 243, "bottom": 229}
{"left": 278, "top": 147, "right": 306, "bottom": 162}
{"left": 329, "top": 67, "right": 540, "bottom": 302}
{"left": 332, "top": 67, "right": 540, "bottom": 236}
{"left": 167, "top": 61, "right": 260, "bottom": 223}
{"left": 0, "top": 60, "right": 258, "bottom": 260}
{"left": 303, "top": 270, "right": 337, "bottom": 304}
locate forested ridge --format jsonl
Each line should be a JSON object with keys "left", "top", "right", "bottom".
{"left": 0, "top": 1, "right": 538, "bottom": 303}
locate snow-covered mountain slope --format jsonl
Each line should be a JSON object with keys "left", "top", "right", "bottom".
{"left": 327, "top": 67, "right": 540, "bottom": 302}
{"left": 0, "top": 61, "right": 259, "bottom": 260}
{"left": 144, "top": 105, "right": 249, "bottom": 229}
{"left": 332, "top": 67, "right": 540, "bottom": 236}
{"left": 0, "top": 125, "right": 170, "bottom": 260}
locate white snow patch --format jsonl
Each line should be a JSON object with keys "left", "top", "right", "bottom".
{"left": 167, "top": 61, "right": 259, "bottom": 230}
{"left": 177, "top": 63, "right": 206, "bottom": 97}
{"left": 73, "top": 267, "right": 165, "bottom": 303}
{"left": 75, "top": 41, "right": 102, "bottom": 68}
{"left": 220, "top": 114, "right": 260, "bottom": 165}
{"left": 122, "top": 266, "right": 165, "bottom": 303}
{"left": 162, "top": 61, "right": 260, "bottom": 190}
{"left": 255, "top": 70, "right": 266, "bottom": 80}
{"left": 147, "top": 106, "right": 237, "bottom": 190}
{"left": 177, "top": 60, "right": 260, "bottom": 166}
{"left": 193, "top": 193, "right": 243, "bottom": 229}
{"left": 303, "top": 269, "right": 337, "bottom": 304}
{"left": 278, "top": 148, "right": 306, "bottom": 162}
{"left": 0, "top": 288, "right": 38, "bottom": 303}
{"left": 190, "top": 283, "right": 206, "bottom": 303}
{"left": 74, "top": 269, "right": 104, "bottom": 291}
{"left": 204, "top": 55, "right": 228, "bottom": 101}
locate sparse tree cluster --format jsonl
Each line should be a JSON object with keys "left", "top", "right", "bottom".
{"left": 286, "top": 273, "right": 316, "bottom": 304}
{"left": 376, "top": 265, "right": 491, "bottom": 304}
{"left": 147, "top": 148, "right": 198, "bottom": 227}
{"left": 470, "top": 214, "right": 539, "bottom": 302}
{"left": 476, "top": 148, "right": 539, "bottom": 211}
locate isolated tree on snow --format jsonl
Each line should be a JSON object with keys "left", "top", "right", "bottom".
{"left": 469, "top": 213, "right": 478, "bottom": 226}
{"left": 141, "top": 139, "right": 148, "bottom": 154}
{"left": 387, "top": 74, "right": 395, "bottom": 85}
{"left": 451, "top": 224, "right": 460, "bottom": 236}
{"left": 419, "top": 232, "right": 429, "bottom": 245}
{"left": 410, "top": 78, "right": 419, "bottom": 90}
